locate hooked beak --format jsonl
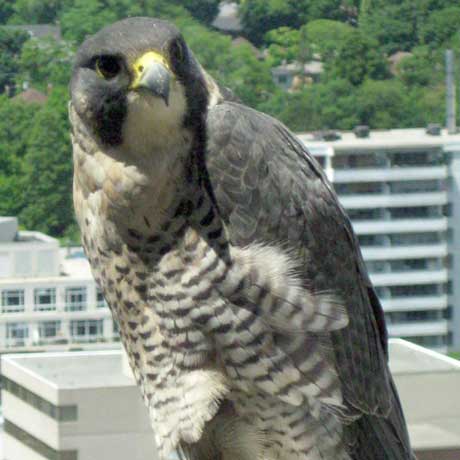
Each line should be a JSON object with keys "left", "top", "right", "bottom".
{"left": 130, "top": 51, "right": 171, "bottom": 106}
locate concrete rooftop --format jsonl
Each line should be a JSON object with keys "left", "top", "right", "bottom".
{"left": 298, "top": 128, "right": 460, "bottom": 151}
{"left": 2, "top": 350, "right": 130, "bottom": 389}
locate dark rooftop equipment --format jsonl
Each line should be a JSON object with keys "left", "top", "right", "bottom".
{"left": 426, "top": 123, "right": 441, "bottom": 136}
{"left": 321, "top": 130, "right": 342, "bottom": 141}
{"left": 353, "top": 125, "right": 370, "bottom": 138}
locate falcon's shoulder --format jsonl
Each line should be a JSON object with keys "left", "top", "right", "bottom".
{"left": 205, "top": 101, "right": 391, "bottom": 416}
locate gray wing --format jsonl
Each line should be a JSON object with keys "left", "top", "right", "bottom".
{"left": 205, "top": 101, "right": 413, "bottom": 459}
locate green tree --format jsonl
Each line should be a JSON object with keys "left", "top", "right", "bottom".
{"left": 265, "top": 27, "right": 301, "bottom": 66}
{"left": 20, "top": 87, "right": 75, "bottom": 236}
{"left": 354, "top": 79, "right": 409, "bottom": 128}
{"left": 8, "top": 0, "right": 65, "bottom": 24}
{"left": 0, "top": 96, "right": 36, "bottom": 217}
{"left": 179, "top": 18, "right": 276, "bottom": 108}
{"left": 396, "top": 46, "right": 443, "bottom": 87}
{"left": 359, "top": 1, "right": 418, "bottom": 54}
{"left": 173, "top": 0, "right": 220, "bottom": 25}
{"left": 331, "top": 30, "right": 389, "bottom": 85}
{"left": 239, "top": 0, "right": 310, "bottom": 45}
{"left": 260, "top": 78, "right": 359, "bottom": 131}
{"left": 0, "top": 28, "right": 28, "bottom": 93}
{"left": 420, "top": 6, "right": 460, "bottom": 47}
{"left": 60, "top": 0, "right": 118, "bottom": 44}
{"left": 304, "top": 19, "right": 354, "bottom": 62}
{"left": 17, "top": 37, "right": 75, "bottom": 88}
{"left": 0, "top": 1, "right": 15, "bottom": 23}
{"left": 60, "top": 0, "right": 192, "bottom": 44}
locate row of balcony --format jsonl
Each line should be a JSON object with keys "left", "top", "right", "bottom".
{"left": 332, "top": 166, "right": 448, "bottom": 183}
{"left": 369, "top": 269, "right": 449, "bottom": 287}
{"left": 361, "top": 244, "right": 448, "bottom": 260}
{"left": 352, "top": 218, "right": 448, "bottom": 235}
{"left": 0, "top": 308, "right": 113, "bottom": 323}
{"left": 339, "top": 191, "right": 448, "bottom": 209}
{"left": 387, "top": 320, "right": 449, "bottom": 338}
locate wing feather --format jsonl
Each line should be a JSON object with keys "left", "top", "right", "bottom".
{"left": 205, "top": 101, "right": 413, "bottom": 459}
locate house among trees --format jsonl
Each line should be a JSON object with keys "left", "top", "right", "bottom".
{"left": 3, "top": 24, "right": 61, "bottom": 41}
{"left": 12, "top": 86, "right": 48, "bottom": 105}
{"left": 211, "top": 1, "right": 242, "bottom": 35}
{"left": 271, "top": 60, "right": 324, "bottom": 91}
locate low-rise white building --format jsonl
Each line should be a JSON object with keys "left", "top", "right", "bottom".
{"left": 1, "top": 341, "right": 458, "bottom": 460}
{"left": 1, "top": 350, "right": 159, "bottom": 460}
{"left": 0, "top": 217, "right": 118, "bottom": 351}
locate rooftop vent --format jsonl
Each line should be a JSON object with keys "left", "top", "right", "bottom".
{"left": 313, "top": 130, "right": 341, "bottom": 141}
{"left": 426, "top": 123, "right": 441, "bottom": 136}
{"left": 353, "top": 125, "right": 370, "bottom": 138}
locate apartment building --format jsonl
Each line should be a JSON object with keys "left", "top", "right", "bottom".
{"left": 0, "top": 217, "right": 119, "bottom": 351}
{"left": 299, "top": 128, "right": 460, "bottom": 352}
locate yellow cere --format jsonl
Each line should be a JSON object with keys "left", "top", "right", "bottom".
{"left": 130, "top": 51, "right": 171, "bottom": 89}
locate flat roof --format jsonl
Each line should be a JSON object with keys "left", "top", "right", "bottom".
{"left": 389, "top": 339, "right": 460, "bottom": 375}
{"left": 2, "top": 350, "right": 132, "bottom": 389}
{"left": 60, "top": 247, "right": 93, "bottom": 279}
{"left": 297, "top": 128, "right": 460, "bottom": 152}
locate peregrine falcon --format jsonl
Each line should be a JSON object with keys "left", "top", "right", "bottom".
{"left": 69, "top": 17, "right": 414, "bottom": 460}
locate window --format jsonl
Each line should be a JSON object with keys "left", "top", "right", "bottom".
{"left": 333, "top": 152, "right": 387, "bottom": 169}
{"left": 389, "top": 284, "right": 440, "bottom": 297}
{"left": 4, "top": 419, "right": 78, "bottom": 460}
{"left": 389, "top": 180, "right": 442, "bottom": 194}
{"left": 278, "top": 74, "right": 288, "bottom": 84}
{"left": 390, "top": 150, "right": 444, "bottom": 167}
{"left": 346, "top": 208, "right": 384, "bottom": 221}
{"left": 390, "top": 206, "right": 442, "bottom": 219}
{"left": 365, "top": 261, "right": 388, "bottom": 273}
{"left": 385, "top": 310, "right": 441, "bottom": 324}
{"left": 390, "top": 232, "right": 441, "bottom": 246}
{"left": 358, "top": 235, "right": 386, "bottom": 247}
{"left": 34, "top": 288, "right": 56, "bottom": 311}
{"left": 65, "top": 287, "right": 86, "bottom": 311}
{"left": 335, "top": 182, "right": 383, "bottom": 195}
{"left": 6, "top": 322, "right": 29, "bottom": 346}
{"left": 96, "top": 288, "right": 107, "bottom": 308}
{"left": 38, "top": 321, "right": 61, "bottom": 339}
{"left": 1, "top": 289, "right": 25, "bottom": 313}
{"left": 70, "top": 319, "right": 103, "bottom": 341}
{"left": 389, "top": 259, "right": 441, "bottom": 272}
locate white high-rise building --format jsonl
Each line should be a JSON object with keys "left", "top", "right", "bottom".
{"left": 0, "top": 217, "right": 119, "bottom": 351}
{"left": 299, "top": 128, "right": 460, "bottom": 353}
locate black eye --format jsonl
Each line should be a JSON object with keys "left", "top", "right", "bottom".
{"left": 95, "top": 56, "right": 121, "bottom": 79}
{"left": 169, "top": 39, "right": 185, "bottom": 65}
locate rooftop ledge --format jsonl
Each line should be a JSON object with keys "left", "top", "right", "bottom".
{"left": 389, "top": 339, "right": 460, "bottom": 458}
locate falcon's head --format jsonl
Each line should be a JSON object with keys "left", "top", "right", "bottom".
{"left": 71, "top": 18, "right": 214, "bottom": 154}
